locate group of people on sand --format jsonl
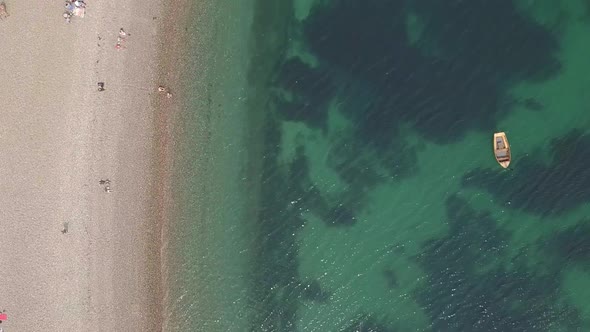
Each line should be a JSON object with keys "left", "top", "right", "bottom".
{"left": 64, "top": 0, "right": 86, "bottom": 23}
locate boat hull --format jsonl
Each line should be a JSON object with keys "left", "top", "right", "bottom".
{"left": 493, "top": 132, "right": 511, "bottom": 168}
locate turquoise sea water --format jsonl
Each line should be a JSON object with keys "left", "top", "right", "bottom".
{"left": 166, "top": 0, "right": 590, "bottom": 331}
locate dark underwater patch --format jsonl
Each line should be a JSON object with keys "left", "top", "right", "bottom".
{"left": 409, "top": 0, "right": 561, "bottom": 82}
{"left": 301, "top": 0, "right": 560, "bottom": 144}
{"left": 269, "top": 0, "right": 562, "bottom": 206}
{"left": 290, "top": 145, "right": 361, "bottom": 228}
{"left": 248, "top": 0, "right": 564, "bottom": 330}
{"left": 382, "top": 268, "right": 399, "bottom": 288}
{"left": 463, "top": 130, "right": 590, "bottom": 216}
{"left": 325, "top": 204, "right": 357, "bottom": 226}
{"left": 413, "top": 194, "right": 580, "bottom": 331}
{"left": 275, "top": 57, "right": 335, "bottom": 131}
{"left": 522, "top": 98, "right": 544, "bottom": 111}
{"left": 545, "top": 222, "right": 590, "bottom": 265}
{"left": 326, "top": 133, "right": 387, "bottom": 190}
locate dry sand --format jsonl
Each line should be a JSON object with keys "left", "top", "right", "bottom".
{"left": 0, "top": 0, "right": 174, "bottom": 330}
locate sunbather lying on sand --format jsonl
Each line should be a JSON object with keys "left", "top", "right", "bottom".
{"left": 0, "top": 2, "right": 9, "bottom": 20}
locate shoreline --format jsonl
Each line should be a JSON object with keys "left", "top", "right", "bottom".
{"left": 0, "top": 0, "right": 192, "bottom": 330}
{"left": 152, "top": 0, "right": 199, "bottom": 328}
{"left": 160, "top": 1, "right": 260, "bottom": 330}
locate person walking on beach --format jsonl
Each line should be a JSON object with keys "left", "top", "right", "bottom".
{"left": 115, "top": 28, "right": 129, "bottom": 50}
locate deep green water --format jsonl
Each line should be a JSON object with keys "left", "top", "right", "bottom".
{"left": 166, "top": 0, "right": 590, "bottom": 331}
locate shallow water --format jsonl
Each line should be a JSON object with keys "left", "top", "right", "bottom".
{"left": 167, "top": 0, "right": 590, "bottom": 331}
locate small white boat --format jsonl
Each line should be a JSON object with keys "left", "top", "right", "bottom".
{"left": 493, "top": 132, "right": 511, "bottom": 168}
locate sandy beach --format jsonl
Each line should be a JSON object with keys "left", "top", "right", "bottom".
{"left": 0, "top": 0, "right": 175, "bottom": 330}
